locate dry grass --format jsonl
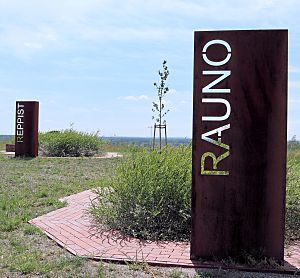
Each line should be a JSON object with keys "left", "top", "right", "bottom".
{"left": 0, "top": 141, "right": 297, "bottom": 277}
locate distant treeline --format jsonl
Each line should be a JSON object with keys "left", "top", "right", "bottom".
{"left": 0, "top": 135, "right": 13, "bottom": 141}
{"left": 0, "top": 135, "right": 191, "bottom": 147}
{"left": 102, "top": 136, "right": 191, "bottom": 147}
{"left": 2, "top": 135, "right": 299, "bottom": 150}
{"left": 288, "top": 135, "right": 300, "bottom": 151}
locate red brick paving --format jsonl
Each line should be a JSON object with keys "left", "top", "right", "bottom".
{"left": 29, "top": 190, "right": 300, "bottom": 275}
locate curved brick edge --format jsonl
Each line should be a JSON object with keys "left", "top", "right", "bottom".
{"left": 29, "top": 190, "right": 300, "bottom": 276}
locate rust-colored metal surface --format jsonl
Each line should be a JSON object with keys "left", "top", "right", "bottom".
{"left": 191, "top": 30, "right": 288, "bottom": 262}
{"left": 15, "top": 101, "right": 39, "bottom": 157}
{"left": 5, "top": 144, "right": 15, "bottom": 152}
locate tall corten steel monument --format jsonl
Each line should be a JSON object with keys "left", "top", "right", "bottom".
{"left": 15, "top": 101, "right": 39, "bottom": 157}
{"left": 191, "top": 30, "right": 288, "bottom": 261}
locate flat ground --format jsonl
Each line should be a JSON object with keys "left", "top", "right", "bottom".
{"left": 0, "top": 148, "right": 298, "bottom": 277}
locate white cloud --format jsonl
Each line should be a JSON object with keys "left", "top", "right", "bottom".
{"left": 255, "top": 0, "right": 277, "bottom": 10}
{"left": 0, "top": 25, "right": 60, "bottom": 57}
{"left": 24, "top": 42, "right": 43, "bottom": 49}
{"left": 289, "top": 65, "right": 300, "bottom": 73}
{"left": 0, "top": 87, "right": 18, "bottom": 94}
{"left": 289, "top": 99, "right": 300, "bottom": 103}
{"left": 132, "top": 0, "right": 297, "bottom": 22}
{"left": 168, "top": 89, "right": 177, "bottom": 94}
{"left": 119, "top": 95, "right": 150, "bottom": 101}
{"left": 0, "top": 0, "right": 297, "bottom": 57}
{"left": 79, "top": 26, "right": 169, "bottom": 42}
{"left": 289, "top": 81, "right": 300, "bottom": 88}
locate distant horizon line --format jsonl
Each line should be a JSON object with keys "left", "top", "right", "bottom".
{"left": 0, "top": 134, "right": 192, "bottom": 139}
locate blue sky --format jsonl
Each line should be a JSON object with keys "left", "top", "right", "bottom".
{"left": 0, "top": 0, "right": 299, "bottom": 138}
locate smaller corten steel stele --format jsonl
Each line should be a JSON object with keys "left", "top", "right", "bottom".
{"left": 15, "top": 101, "right": 39, "bottom": 157}
{"left": 191, "top": 30, "right": 287, "bottom": 262}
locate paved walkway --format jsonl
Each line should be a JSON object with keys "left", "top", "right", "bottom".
{"left": 0, "top": 150, "right": 14, "bottom": 156}
{"left": 29, "top": 190, "right": 300, "bottom": 275}
{"left": 0, "top": 151, "right": 122, "bottom": 158}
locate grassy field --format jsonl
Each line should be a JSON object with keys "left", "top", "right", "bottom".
{"left": 0, "top": 142, "right": 298, "bottom": 277}
{"left": 0, "top": 153, "right": 118, "bottom": 277}
{"left": 0, "top": 141, "right": 8, "bottom": 151}
{"left": 0, "top": 149, "right": 217, "bottom": 278}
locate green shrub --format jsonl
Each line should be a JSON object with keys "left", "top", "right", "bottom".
{"left": 39, "top": 129, "right": 103, "bottom": 157}
{"left": 91, "top": 144, "right": 300, "bottom": 243}
{"left": 90, "top": 145, "right": 192, "bottom": 241}
{"left": 285, "top": 157, "right": 300, "bottom": 242}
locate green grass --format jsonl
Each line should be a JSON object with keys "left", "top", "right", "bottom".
{"left": 39, "top": 129, "right": 104, "bottom": 157}
{"left": 91, "top": 144, "right": 300, "bottom": 244}
{"left": 286, "top": 150, "right": 300, "bottom": 242}
{"left": 0, "top": 140, "right": 8, "bottom": 151}
{"left": 0, "top": 140, "right": 299, "bottom": 277}
{"left": 0, "top": 153, "right": 117, "bottom": 277}
{"left": 0, "top": 149, "right": 202, "bottom": 277}
{"left": 90, "top": 145, "right": 192, "bottom": 241}
{"left": 0, "top": 156, "right": 115, "bottom": 232}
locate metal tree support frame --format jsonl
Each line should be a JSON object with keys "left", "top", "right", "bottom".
{"left": 152, "top": 123, "right": 167, "bottom": 151}
{"left": 152, "top": 61, "right": 170, "bottom": 151}
{"left": 191, "top": 30, "right": 288, "bottom": 262}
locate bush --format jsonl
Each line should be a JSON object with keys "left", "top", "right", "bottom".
{"left": 39, "top": 129, "right": 103, "bottom": 157}
{"left": 91, "top": 143, "right": 300, "bottom": 243}
{"left": 285, "top": 157, "right": 300, "bottom": 242}
{"left": 90, "top": 145, "right": 192, "bottom": 241}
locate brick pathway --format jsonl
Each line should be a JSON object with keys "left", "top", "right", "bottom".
{"left": 29, "top": 190, "right": 300, "bottom": 275}
{"left": 0, "top": 151, "right": 122, "bottom": 158}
